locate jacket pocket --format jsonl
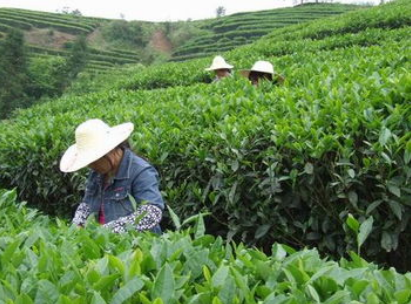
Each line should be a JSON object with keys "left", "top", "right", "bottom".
{"left": 110, "top": 189, "right": 134, "bottom": 215}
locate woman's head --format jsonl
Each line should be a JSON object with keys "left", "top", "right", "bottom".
{"left": 87, "top": 141, "right": 130, "bottom": 174}
{"left": 215, "top": 68, "right": 231, "bottom": 79}
{"left": 248, "top": 71, "right": 273, "bottom": 86}
{"left": 242, "top": 61, "right": 276, "bottom": 86}
{"left": 60, "top": 119, "right": 134, "bottom": 173}
{"left": 205, "top": 56, "right": 233, "bottom": 77}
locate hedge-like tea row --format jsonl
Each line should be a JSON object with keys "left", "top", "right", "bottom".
{"left": 172, "top": 0, "right": 408, "bottom": 61}
{"left": 123, "top": 26, "right": 409, "bottom": 91}
{"left": 0, "top": 0, "right": 410, "bottom": 270}
{"left": 0, "top": 189, "right": 411, "bottom": 303}
{"left": 200, "top": 3, "right": 359, "bottom": 30}
{"left": 0, "top": 36, "right": 409, "bottom": 268}
{"left": 86, "top": 47, "right": 139, "bottom": 62}
{"left": 0, "top": 12, "right": 92, "bottom": 35}
{"left": 0, "top": 7, "right": 106, "bottom": 27}
{"left": 136, "top": 0, "right": 411, "bottom": 89}
{"left": 26, "top": 45, "right": 139, "bottom": 67}
{"left": 0, "top": 17, "right": 32, "bottom": 30}
{"left": 0, "top": 9, "right": 98, "bottom": 32}
{"left": 171, "top": 3, "right": 360, "bottom": 60}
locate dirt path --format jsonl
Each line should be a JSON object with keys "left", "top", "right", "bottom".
{"left": 150, "top": 30, "right": 173, "bottom": 53}
{"left": 24, "top": 28, "right": 76, "bottom": 49}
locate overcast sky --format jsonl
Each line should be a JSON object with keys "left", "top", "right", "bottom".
{"left": 0, "top": 0, "right": 384, "bottom": 21}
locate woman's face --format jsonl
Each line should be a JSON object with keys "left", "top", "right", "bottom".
{"left": 215, "top": 69, "right": 230, "bottom": 78}
{"left": 89, "top": 148, "right": 124, "bottom": 175}
{"left": 88, "top": 156, "right": 112, "bottom": 175}
{"left": 249, "top": 72, "right": 272, "bottom": 86}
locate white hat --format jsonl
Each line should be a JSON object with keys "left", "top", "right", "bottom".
{"left": 205, "top": 56, "right": 233, "bottom": 71}
{"left": 60, "top": 119, "right": 134, "bottom": 173}
{"left": 241, "top": 61, "right": 276, "bottom": 78}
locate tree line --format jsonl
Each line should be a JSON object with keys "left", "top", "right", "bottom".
{"left": 0, "top": 29, "right": 88, "bottom": 119}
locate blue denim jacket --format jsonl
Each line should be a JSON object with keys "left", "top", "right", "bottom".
{"left": 82, "top": 149, "right": 164, "bottom": 233}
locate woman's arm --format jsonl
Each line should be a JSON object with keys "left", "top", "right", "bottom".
{"left": 104, "top": 165, "right": 165, "bottom": 233}
{"left": 103, "top": 204, "right": 162, "bottom": 233}
{"left": 72, "top": 202, "right": 91, "bottom": 226}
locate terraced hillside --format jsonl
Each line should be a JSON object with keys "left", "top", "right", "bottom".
{"left": 0, "top": 4, "right": 361, "bottom": 73}
{"left": 171, "top": 3, "right": 361, "bottom": 61}
{"left": 0, "top": 8, "right": 143, "bottom": 73}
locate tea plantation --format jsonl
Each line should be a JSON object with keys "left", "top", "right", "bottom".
{"left": 0, "top": 7, "right": 142, "bottom": 72}
{"left": 0, "top": 0, "right": 410, "bottom": 301}
{"left": 0, "top": 4, "right": 359, "bottom": 73}
{"left": 171, "top": 3, "right": 361, "bottom": 61}
{"left": 1, "top": 189, "right": 411, "bottom": 303}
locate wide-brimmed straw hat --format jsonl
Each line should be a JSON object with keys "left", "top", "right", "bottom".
{"left": 241, "top": 61, "right": 276, "bottom": 78}
{"left": 205, "top": 56, "right": 234, "bottom": 71}
{"left": 60, "top": 119, "right": 134, "bottom": 173}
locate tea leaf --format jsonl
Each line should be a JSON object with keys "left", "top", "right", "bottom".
{"left": 358, "top": 217, "right": 373, "bottom": 249}
{"left": 111, "top": 277, "right": 144, "bottom": 304}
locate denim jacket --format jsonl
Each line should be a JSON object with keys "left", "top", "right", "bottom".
{"left": 82, "top": 149, "right": 164, "bottom": 232}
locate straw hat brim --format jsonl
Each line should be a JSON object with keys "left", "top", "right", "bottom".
{"left": 60, "top": 122, "right": 134, "bottom": 173}
{"left": 205, "top": 64, "right": 234, "bottom": 71}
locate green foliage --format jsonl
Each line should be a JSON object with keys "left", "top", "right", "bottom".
{"left": 345, "top": 214, "right": 374, "bottom": 255}
{"left": 101, "top": 20, "right": 149, "bottom": 48}
{"left": 167, "top": 21, "right": 210, "bottom": 49}
{"left": 0, "top": 0, "right": 410, "bottom": 271}
{"left": 0, "top": 189, "right": 411, "bottom": 303}
{"left": 0, "top": 4, "right": 362, "bottom": 71}
{"left": 66, "top": 64, "right": 145, "bottom": 95}
{"left": 172, "top": 3, "right": 360, "bottom": 60}
{"left": 26, "top": 56, "right": 67, "bottom": 98}
{"left": 0, "top": 29, "right": 29, "bottom": 118}
{"left": 0, "top": 8, "right": 96, "bottom": 34}
{"left": 0, "top": 8, "right": 139, "bottom": 72}
{"left": 65, "top": 34, "right": 88, "bottom": 81}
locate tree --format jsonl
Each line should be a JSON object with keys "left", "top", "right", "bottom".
{"left": 216, "top": 6, "right": 226, "bottom": 18}
{"left": 71, "top": 9, "right": 82, "bottom": 16}
{"left": 0, "top": 29, "right": 29, "bottom": 118}
{"left": 101, "top": 20, "right": 146, "bottom": 47}
{"left": 59, "top": 7, "right": 82, "bottom": 16}
{"left": 64, "top": 35, "right": 88, "bottom": 86}
{"left": 26, "top": 56, "right": 67, "bottom": 98}
{"left": 60, "top": 6, "right": 70, "bottom": 14}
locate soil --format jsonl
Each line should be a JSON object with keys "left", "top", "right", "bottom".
{"left": 150, "top": 30, "right": 173, "bottom": 53}
{"left": 24, "top": 28, "right": 76, "bottom": 49}
{"left": 86, "top": 28, "right": 105, "bottom": 47}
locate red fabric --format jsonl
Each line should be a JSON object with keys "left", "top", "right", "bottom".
{"left": 99, "top": 181, "right": 109, "bottom": 224}
{"left": 99, "top": 204, "right": 105, "bottom": 224}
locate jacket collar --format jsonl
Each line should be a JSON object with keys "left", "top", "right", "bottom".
{"left": 89, "top": 149, "right": 132, "bottom": 184}
{"left": 114, "top": 148, "right": 132, "bottom": 180}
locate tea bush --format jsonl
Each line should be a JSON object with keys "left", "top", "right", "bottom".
{"left": 0, "top": 0, "right": 410, "bottom": 269}
{"left": 0, "top": 189, "right": 411, "bottom": 303}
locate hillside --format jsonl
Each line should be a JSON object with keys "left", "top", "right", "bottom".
{"left": 0, "top": 0, "right": 410, "bottom": 272}
{"left": 0, "top": 4, "right": 360, "bottom": 72}
{"left": 0, "top": 7, "right": 148, "bottom": 73}
{"left": 171, "top": 3, "right": 361, "bottom": 61}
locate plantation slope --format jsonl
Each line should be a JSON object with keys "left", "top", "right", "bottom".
{"left": 0, "top": 0, "right": 410, "bottom": 269}
{"left": 0, "top": 8, "right": 144, "bottom": 71}
{"left": 0, "top": 189, "right": 411, "bottom": 303}
{"left": 0, "top": 4, "right": 360, "bottom": 73}
{"left": 171, "top": 3, "right": 361, "bottom": 61}
{"left": 68, "top": 0, "right": 410, "bottom": 95}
